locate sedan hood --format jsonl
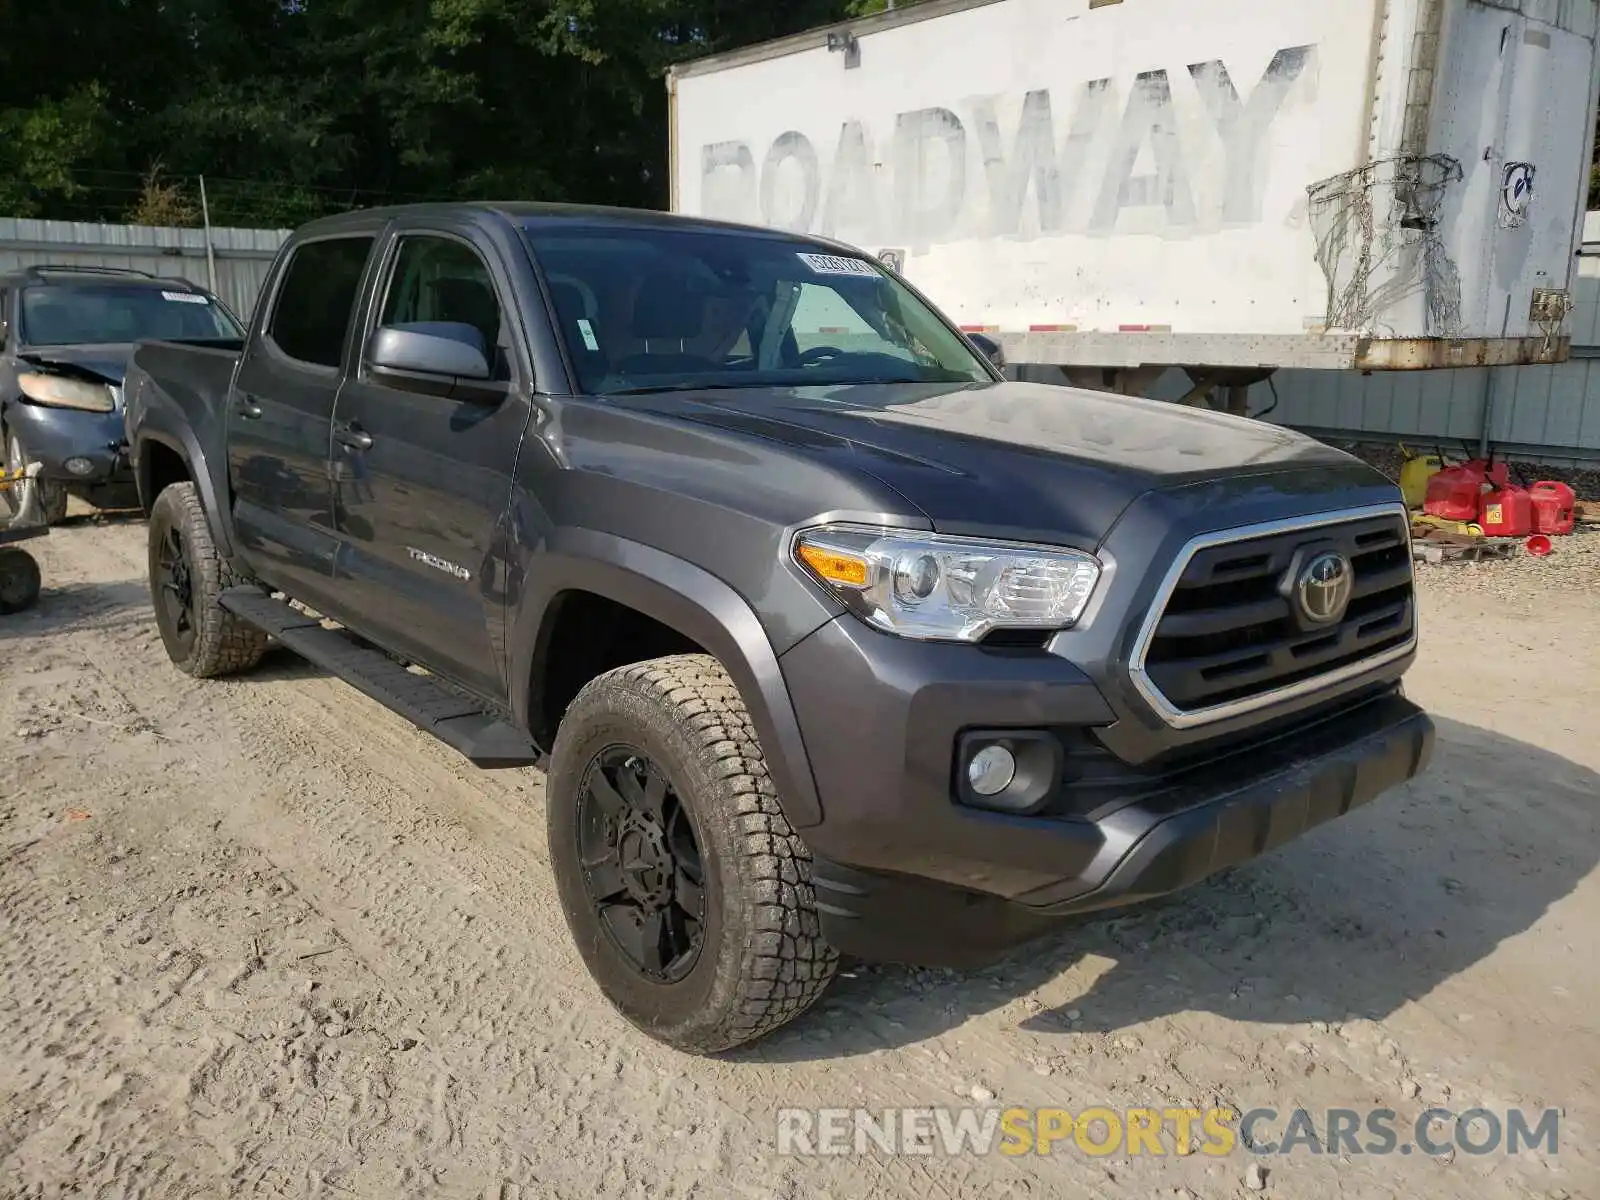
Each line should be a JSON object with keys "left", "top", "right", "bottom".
{"left": 618, "top": 381, "right": 1376, "bottom": 547}
{"left": 18, "top": 344, "right": 136, "bottom": 386}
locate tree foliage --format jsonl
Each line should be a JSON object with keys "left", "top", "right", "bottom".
{"left": 0, "top": 0, "right": 857, "bottom": 227}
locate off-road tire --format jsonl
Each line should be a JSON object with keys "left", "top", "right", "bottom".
{"left": 547, "top": 654, "right": 839, "bottom": 1053}
{"left": 4, "top": 428, "right": 68, "bottom": 526}
{"left": 148, "top": 482, "right": 268, "bottom": 678}
{"left": 0, "top": 548, "right": 41, "bottom": 614}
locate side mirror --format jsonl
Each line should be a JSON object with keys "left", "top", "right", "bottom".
{"left": 967, "top": 332, "right": 1006, "bottom": 371}
{"left": 368, "top": 322, "right": 491, "bottom": 381}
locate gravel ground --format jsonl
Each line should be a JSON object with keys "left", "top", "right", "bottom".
{"left": 1412, "top": 525, "right": 1600, "bottom": 597}
{"left": 1, "top": 508, "right": 1597, "bottom": 1200}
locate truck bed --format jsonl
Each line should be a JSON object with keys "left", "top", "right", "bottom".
{"left": 130, "top": 339, "right": 243, "bottom": 399}
{"left": 122, "top": 339, "right": 243, "bottom": 524}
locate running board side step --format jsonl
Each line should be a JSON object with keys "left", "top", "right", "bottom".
{"left": 220, "top": 587, "right": 542, "bottom": 769}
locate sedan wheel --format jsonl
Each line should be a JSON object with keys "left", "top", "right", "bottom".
{"left": 5, "top": 431, "right": 68, "bottom": 526}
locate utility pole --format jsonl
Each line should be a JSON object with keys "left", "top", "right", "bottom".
{"left": 198, "top": 175, "right": 219, "bottom": 296}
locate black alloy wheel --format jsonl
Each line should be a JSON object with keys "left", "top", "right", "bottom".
{"left": 145, "top": 482, "right": 267, "bottom": 678}
{"left": 576, "top": 746, "right": 707, "bottom": 983}
{"left": 547, "top": 654, "right": 839, "bottom": 1052}
{"left": 155, "top": 520, "right": 198, "bottom": 660}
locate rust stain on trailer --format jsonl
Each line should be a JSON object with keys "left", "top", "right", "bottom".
{"left": 1353, "top": 335, "right": 1570, "bottom": 370}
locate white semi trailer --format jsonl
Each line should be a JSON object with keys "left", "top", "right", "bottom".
{"left": 669, "top": 0, "right": 1600, "bottom": 409}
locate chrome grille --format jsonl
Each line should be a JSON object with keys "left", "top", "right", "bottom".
{"left": 1130, "top": 507, "right": 1416, "bottom": 727}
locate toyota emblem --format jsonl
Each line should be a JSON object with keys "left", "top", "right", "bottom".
{"left": 1297, "top": 551, "right": 1353, "bottom": 625}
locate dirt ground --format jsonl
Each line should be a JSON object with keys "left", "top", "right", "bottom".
{"left": 2, "top": 509, "right": 1596, "bottom": 1200}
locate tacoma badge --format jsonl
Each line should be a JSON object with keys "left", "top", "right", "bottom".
{"left": 408, "top": 547, "right": 472, "bottom": 582}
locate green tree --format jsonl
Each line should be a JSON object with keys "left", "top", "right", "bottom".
{"left": 0, "top": 86, "right": 107, "bottom": 217}
{"left": 0, "top": 0, "right": 869, "bottom": 225}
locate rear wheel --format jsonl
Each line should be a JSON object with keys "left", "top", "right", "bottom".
{"left": 148, "top": 482, "right": 268, "bottom": 677}
{"left": 547, "top": 654, "right": 838, "bottom": 1053}
{"left": 4, "top": 429, "right": 68, "bottom": 526}
{"left": 0, "top": 549, "right": 41, "bottom": 614}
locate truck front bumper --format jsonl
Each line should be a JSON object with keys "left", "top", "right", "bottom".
{"left": 780, "top": 617, "right": 1433, "bottom": 968}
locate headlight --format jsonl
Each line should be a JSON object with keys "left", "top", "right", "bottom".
{"left": 18, "top": 372, "right": 115, "bottom": 413}
{"left": 793, "top": 524, "right": 1102, "bottom": 642}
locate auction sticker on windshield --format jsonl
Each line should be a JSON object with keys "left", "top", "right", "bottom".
{"left": 798, "top": 253, "right": 880, "bottom": 278}
{"left": 161, "top": 291, "right": 211, "bottom": 304}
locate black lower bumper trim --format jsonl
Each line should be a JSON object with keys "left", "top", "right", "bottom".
{"left": 1023, "top": 699, "right": 1434, "bottom": 912}
{"left": 811, "top": 860, "right": 1061, "bottom": 970}
{"left": 812, "top": 697, "right": 1434, "bottom": 967}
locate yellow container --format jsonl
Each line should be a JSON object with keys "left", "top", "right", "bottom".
{"left": 1412, "top": 514, "right": 1484, "bottom": 537}
{"left": 1399, "top": 444, "right": 1444, "bottom": 509}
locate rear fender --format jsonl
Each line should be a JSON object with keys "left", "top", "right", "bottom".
{"left": 509, "top": 528, "right": 824, "bottom": 828}
{"left": 134, "top": 426, "right": 235, "bottom": 558}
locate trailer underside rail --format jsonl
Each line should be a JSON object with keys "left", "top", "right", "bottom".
{"left": 989, "top": 332, "right": 1573, "bottom": 372}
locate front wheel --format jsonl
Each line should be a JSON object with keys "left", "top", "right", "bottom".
{"left": 547, "top": 654, "right": 839, "bottom": 1054}
{"left": 147, "top": 482, "right": 268, "bottom": 677}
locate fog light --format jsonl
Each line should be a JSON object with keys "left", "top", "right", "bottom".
{"left": 64, "top": 457, "right": 93, "bottom": 476}
{"left": 967, "top": 744, "right": 1017, "bottom": 797}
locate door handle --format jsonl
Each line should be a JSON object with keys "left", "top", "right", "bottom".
{"left": 236, "top": 396, "right": 263, "bottom": 420}
{"left": 336, "top": 427, "right": 373, "bottom": 451}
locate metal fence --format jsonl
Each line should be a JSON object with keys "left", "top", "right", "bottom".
{"left": 0, "top": 218, "right": 289, "bottom": 325}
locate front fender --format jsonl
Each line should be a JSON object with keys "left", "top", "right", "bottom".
{"left": 509, "top": 527, "right": 825, "bottom": 829}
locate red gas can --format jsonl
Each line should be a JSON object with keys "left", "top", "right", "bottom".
{"left": 1479, "top": 479, "right": 1533, "bottom": 538}
{"left": 1423, "top": 459, "right": 1492, "bottom": 521}
{"left": 1529, "top": 480, "right": 1577, "bottom": 536}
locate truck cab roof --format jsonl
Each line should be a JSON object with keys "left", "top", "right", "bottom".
{"left": 286, "top": 201, "right": 870, "bottom": 259}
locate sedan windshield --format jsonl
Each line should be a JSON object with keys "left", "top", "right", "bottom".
{"left": 20, "top": 284, "right": 242, "bottom": 347}
{"left": 522, "top": 225, "right": 992, "bottom": 395}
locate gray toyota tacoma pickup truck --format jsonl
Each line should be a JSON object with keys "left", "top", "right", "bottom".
{"left": 124, "top": 202, "right": 1434, "bottom": 1054}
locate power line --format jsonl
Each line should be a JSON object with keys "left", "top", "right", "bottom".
{"left": 53, "top": 166, "right": 455, "bottom": 204}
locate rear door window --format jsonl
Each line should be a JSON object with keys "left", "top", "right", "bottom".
{"left": 267, "top": 236, "right": 375, "bottom": 369}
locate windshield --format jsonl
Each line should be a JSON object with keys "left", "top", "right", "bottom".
{"left": 521, "top": 225, "right": 992, "bottom": 395}
{"left": 20, "top": 284, "right": 243, "bottom": 347}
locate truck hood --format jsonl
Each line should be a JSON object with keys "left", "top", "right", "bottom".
{"left": 619, "top": 381, "right": 1370, "bottom": 546}
{"left": 18, "top": 344, "right": 135, "bottom": 386}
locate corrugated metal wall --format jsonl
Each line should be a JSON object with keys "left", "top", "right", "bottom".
{"left": 0, "top": 218, "right": 289, "bottom": 324}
